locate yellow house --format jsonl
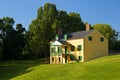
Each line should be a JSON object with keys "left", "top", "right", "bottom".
{"left": 50, "top": 24, "right": 108, "bottom": 64}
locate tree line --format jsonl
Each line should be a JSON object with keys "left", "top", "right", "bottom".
{"left": 0, "top": 3, "right": 120, "bottom": 61}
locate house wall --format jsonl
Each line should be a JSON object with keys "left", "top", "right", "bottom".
{"left": 50, "top": 56, "right": 63, "bottom": 64}
{"left": 67, "top": 39, "right": 84, "bottom": 62}
{"left": 84, "top": 30, "right": 108, "bottom": 61}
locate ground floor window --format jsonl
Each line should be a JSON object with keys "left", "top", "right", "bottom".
{"left": 79, "top": 56, "right": 82, "bottom": 60}
{"left": 52, "top": 57, "right": 54, "bottom": 61}
{"left": 59, "top": 57, "right": 61, "bottom": 61}
{"left": 70, "top": 55, "right": 74, "bottom": 60}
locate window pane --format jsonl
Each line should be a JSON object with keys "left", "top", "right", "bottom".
{"left": 100, "top": 37, "right": 104, "bottom": 42}
{"left": 59, "top": 57, "right": 61, "bottom": 61}
{"left": 79, "top": 56, "right": 82, "bottom": 60}
{"left": 52, "top": 57, "right": 54, "bottom": 61}
{"left": 88, "top": 36, "right": 92, "bottom": 41}
{"left": 71, "top": 46, "right": 74, "bottom": 51}
{"left": 51, "top": 47, "right": 55, "bottom": 53}
{"left": 78, "top": 45, "right": 82, "bottom": 51}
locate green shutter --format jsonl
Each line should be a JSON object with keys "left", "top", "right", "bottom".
{"left": 79, "top": 56, "right": 82, "bottom": 60}
{"left": 51, "top": 47, "right": 55, "bottom": 53}
{"left": 60, "top": 47, "right": 62, "bottom": 53}
{"left": 100, "top": 37, "right": 104, "bottom": 42}
{"left": 78, "top": 45, "right": 82, "bottom": 51}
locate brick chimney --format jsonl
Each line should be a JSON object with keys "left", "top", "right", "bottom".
{"left": 58, "top": 28, "right": 62, "bottom": 35}
{"left": 86, "top": 24, "right": 91, "bottom": 31}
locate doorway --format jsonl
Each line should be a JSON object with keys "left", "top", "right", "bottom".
{"left": 65, "top": 46, "right": 67, "bottom": 54}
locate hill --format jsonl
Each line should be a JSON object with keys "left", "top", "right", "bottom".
{"left": 0, "top": 54, "right": 120, "bottom": 80}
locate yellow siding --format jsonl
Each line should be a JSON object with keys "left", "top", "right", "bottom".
{"left": 67, "top": 39, "right": 84, "bottom": 62}
{"left": 84, "top": 30, "right": 108, "bottom": 61}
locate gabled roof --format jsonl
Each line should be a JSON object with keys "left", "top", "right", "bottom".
{"left": 58, "top": 30, "right": 94, "bottom": 40}
{"left": 51, "top": 40, "right": 62, "bottom": 46}
{"left": 51, "top": 40, "right": 70, "bottom": 46}
{"left": 68, "top": 30, "right": 94, "bottom": 40}
{"left": 51, "top": 30, "right": 95, "bottom": 46}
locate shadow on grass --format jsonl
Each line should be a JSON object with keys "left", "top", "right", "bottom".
{"left": 0, "top": 58, "right": 49, "bottom": 80}
{"left": 108, "top": 52, "right": 120, "bottom": 56}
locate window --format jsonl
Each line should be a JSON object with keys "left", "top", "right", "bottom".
{"left": 100, "top": 37, "right": 104, "bottom": 42}
{"left": 70, "top": 55, "right": 74, "bottom": 60}
{"left": 51, "top": 47, "right": 55, "bottom": 53}
{"left": 88, "top": 36, "right": 92, "bottom": 41}
{"left": 71, "top": 45, "right": 75, "bottom": 51}
{"left": 58, "top": 47, "right": 62, "bottom": 53}
{"left": 52, "top": 57, "right": 54, "bottom": 61}
{"left": 79, "top": 56, "right": 82, "bottom": 60}
{"left": 78, "top": 45, "right": 82, "bottom": 51}
{"left": 65, "top": 46, "right": 67, "bottom": 54}
{"left": 59, "top": 57, "right": 61, "bottom": 61}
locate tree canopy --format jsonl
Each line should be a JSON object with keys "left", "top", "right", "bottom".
{"left": 28, "top": 3, "right": 85, "bottom": 58}
{"left": 0, "top": 17, "right": 26, "bottom": 60}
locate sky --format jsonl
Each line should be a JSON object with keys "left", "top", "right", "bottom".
{"left": 0, "top": 0, "right": 120, "bottom": 32}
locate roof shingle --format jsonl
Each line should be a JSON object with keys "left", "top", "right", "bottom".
{"left": 59, "top": 30, "right": 94, "bottom": 40}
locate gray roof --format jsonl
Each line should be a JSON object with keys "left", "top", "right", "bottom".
{"left": 59, "top": 30, "right": 94, "bottom": 41}
{"left": 51, "top": 30, "right": 95, "bottom": 45}
{"left": 68, "top": 30, "right": 94, "bottom": 40}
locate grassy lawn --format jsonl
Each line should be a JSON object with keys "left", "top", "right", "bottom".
{"left": 0, "top": 54, "right": 120, "bottom": 80}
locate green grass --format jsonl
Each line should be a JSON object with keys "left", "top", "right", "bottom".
{"left": 0, "top": 55, "right": 120, "bottom": 80}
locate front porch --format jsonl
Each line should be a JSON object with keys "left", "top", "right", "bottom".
{"left": 50, "top": 40, "right": 71, "bottom": 64}
{"left": 50, "top": 54, "right": 71, "bottom": 64}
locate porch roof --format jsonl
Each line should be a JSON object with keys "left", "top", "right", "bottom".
{"left": 51, "top": 40, "right": 70, "bottom": 46}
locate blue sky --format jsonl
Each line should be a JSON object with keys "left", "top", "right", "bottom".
{"left": 0, "top": 0, "right": 120, "bottom": 32}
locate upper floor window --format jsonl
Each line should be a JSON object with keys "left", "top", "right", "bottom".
{"left": 52, "top": 57, "right": 54, "bottom": 61}
{"left": 78, "top": 45, "right": 82, "bottom": 51}
{"left": 71, "top": 45, "right": 75, "bottom": 51}
{"left": 88, "top": 36, "right": 92, "bottom": 41}
{"left": 58, "top": 47, "right": 62, "bottom": 53}
{"left": 100, "top": 37, "right": 104, "bottom": 42}
{"left": 59, "top": 57, "right": 61, "bottom": 61}
{"left": 51, "top": 47, "right": 55, "bottom": 53}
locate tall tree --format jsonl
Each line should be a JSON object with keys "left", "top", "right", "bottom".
{"left": 15, "top": 24, "right": 26, "bottom": 59}
{"left": 29, "top": 3, "right": 58, "bottom": 58}
{"left": 28, "top": 3, "right": 85, "bottom": 58}
{"left": 0, "top": 17, "right": 26, "bottom": 60}
{"left": 0, "top": 17, "right": 15, "bottom": 60}
{"left": 68, "top": 12, "right": 85, "bottom": 32}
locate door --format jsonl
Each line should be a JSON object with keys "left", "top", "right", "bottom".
{"left": 65, "top": 55, "right": 67, "bottom": 63}
{"left": 65, "top": 46, "right": 67, "bottom": 54}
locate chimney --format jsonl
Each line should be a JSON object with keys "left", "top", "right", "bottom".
{"left": 58, "top": 28, "right": 62, "bottom": 35}
{"left": 86, "top": 24, "right": 91, "bottom": 31}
